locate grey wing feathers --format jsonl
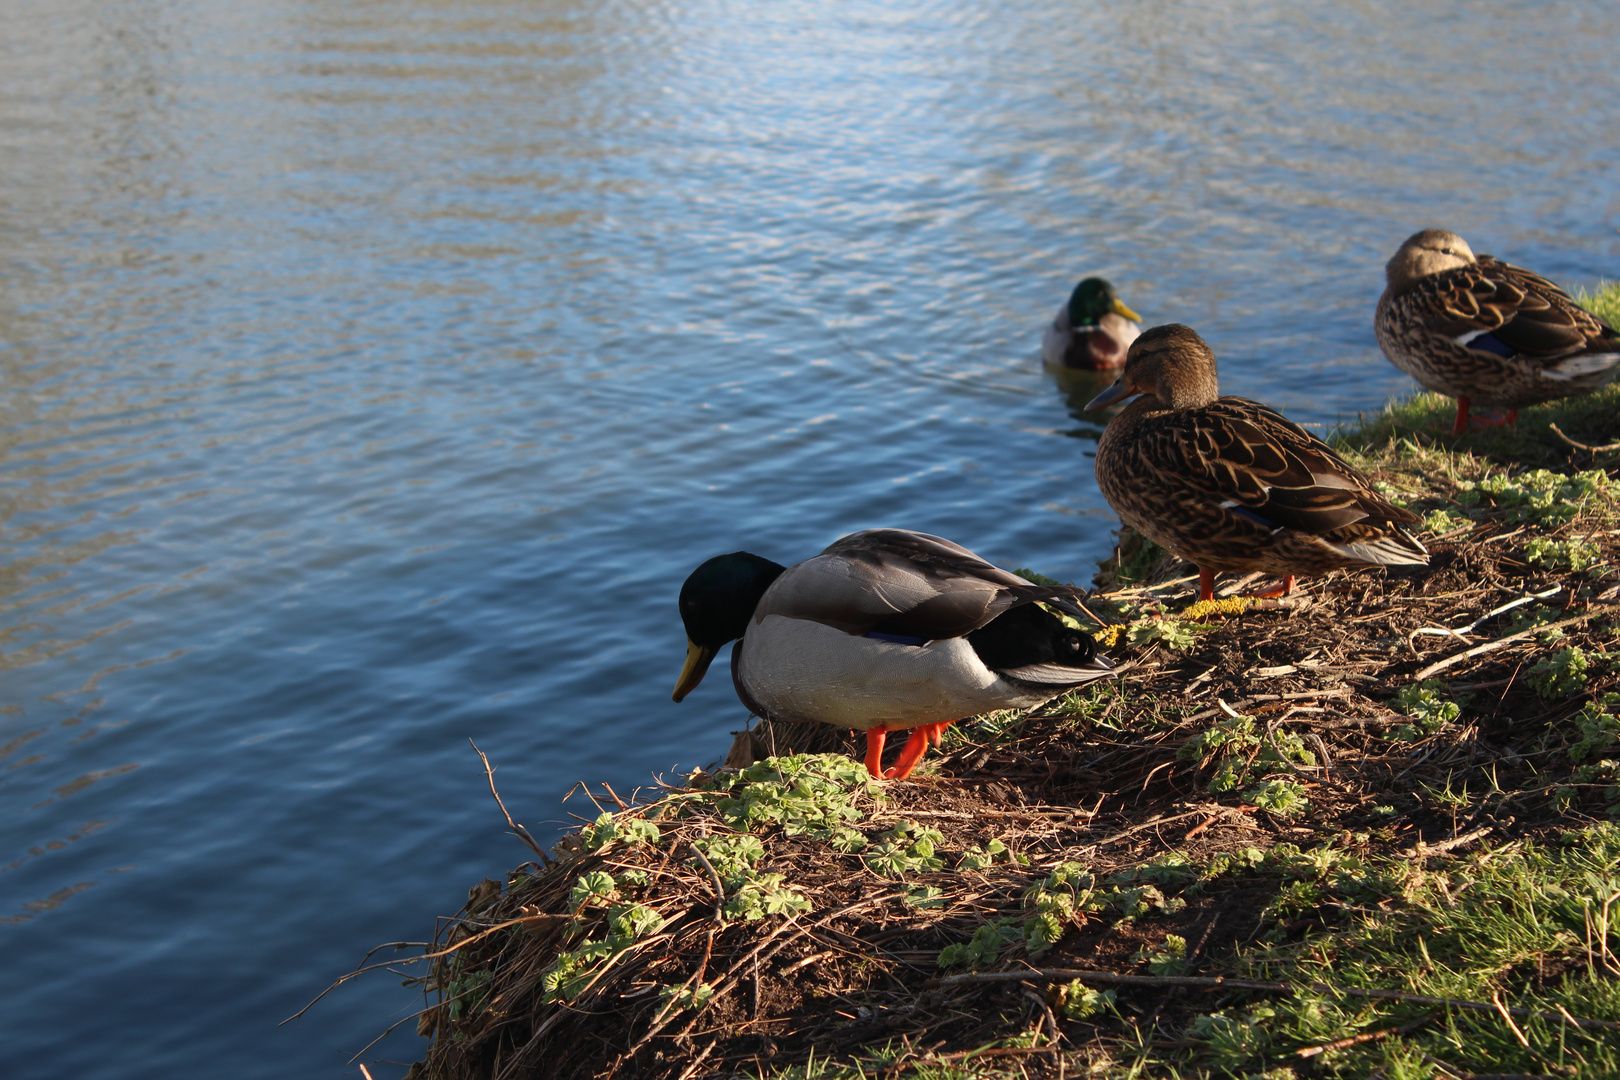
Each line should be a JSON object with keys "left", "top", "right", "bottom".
{"left": 758, "top": 529, "right": 1083, "bottom": 640}
{"left": 1041, "top": 308, "right": 1071, "bottom": 366}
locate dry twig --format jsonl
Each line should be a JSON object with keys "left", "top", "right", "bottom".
{"left": 1412, "top": 605, "right": 1620, "bottom": 680}
{"left": 1550, "top": 423, "right": 1620, "bottom": 453}
{"left": 471, "top": 739, "right": 549, "bottom": 862}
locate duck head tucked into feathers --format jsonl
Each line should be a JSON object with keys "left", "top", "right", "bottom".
{"left": 1384, "top": 229, "right": 1477, "bottom": 294}
{"left": 1375, "top": 229, "right": 1620, "bottom": 434}
{"left": 1084, "top": 323, "right": 1220, "bottom": 411}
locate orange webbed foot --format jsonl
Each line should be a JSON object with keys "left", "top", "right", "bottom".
{"left": 882, "top": 726, "right": 934, "bottom": 780}
{"left": 1453, "top": 396, "right": 1519, "bottom": 433}
{"left": 1248, "top": 574, "right": 1296, "bottom": 599}
{"left": 1187, "top": 571, "right": 1296, "bottom": 617}
{"left": 1468, "top": 409, "right": 1517, "bottom": 429}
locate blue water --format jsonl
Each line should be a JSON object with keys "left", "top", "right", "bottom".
{"left": 2, "top": 0, "right": 1616, "bottom": 1075}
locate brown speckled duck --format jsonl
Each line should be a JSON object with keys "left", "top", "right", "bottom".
{"left": 1376, "top": 229, "right": 1620, "bottom": 434}
{"left": 1042, "top": 277, "right": 1143, "bottom": 370}
{"left": 1086, "top": 325, "right": 1429, "bottom": 602}
{"left": 672, "top": 529, "right": 1115, "bottom": 779}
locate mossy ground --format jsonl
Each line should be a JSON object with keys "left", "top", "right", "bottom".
{"left": 377, "top": 288, "right": 1620, "bottom": 1080}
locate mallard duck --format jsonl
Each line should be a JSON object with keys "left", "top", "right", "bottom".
{"left": 1376, "top": 229, "right": 1620, "bottom": 434}
{"left": 672, "top": 529, "right": 1116, "bottom": 779}
{"left": 1086, "top": 324, "right": 1428, "bottom": 602}
{"left": 1043, "top": 277, "right": 1143, "bottom": 370}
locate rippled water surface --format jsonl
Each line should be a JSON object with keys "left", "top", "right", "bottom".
{"left": 3, "top": 0, "right": 1617, "bottom": 1074}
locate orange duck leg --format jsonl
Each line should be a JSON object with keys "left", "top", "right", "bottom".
{"left": 864, "top": 722, "right": 954, "bottom": 779}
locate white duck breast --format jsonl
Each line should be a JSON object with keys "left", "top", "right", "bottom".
{"left": 737, "top": 615, "right": 1060, "bottom": 730}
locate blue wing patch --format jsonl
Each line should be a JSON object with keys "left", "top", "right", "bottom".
{"left": 1226, "top": 503, "right": 1279, "bottom": 530}
{"left": 1464, "top": 331, "right": 1515, "bottom": 358}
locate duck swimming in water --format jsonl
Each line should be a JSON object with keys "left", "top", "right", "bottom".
{"left": 673, "top": 529, "right": 1115, "bottom": 779}
{"left": 1042, "top": 277, "right": 1143, "bottom": 370}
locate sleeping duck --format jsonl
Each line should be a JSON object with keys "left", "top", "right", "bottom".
{"left": 672, "top": 528, "right": 1116, "bottom": 779}
{"left": 1087, "top": 324, "right": 1429, "bottom": 602}
{"left": 1376, "top": 229, "right": 1620, "bottom": 434}
{"left": 1042, "top": 277, "right": 1143, "bottom": 370}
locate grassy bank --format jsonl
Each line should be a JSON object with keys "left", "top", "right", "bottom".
{"left": 386, "top": 287, "right": 1620, "bottom": 1080}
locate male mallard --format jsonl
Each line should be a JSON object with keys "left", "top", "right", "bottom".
{"left": 1086, "top": 325, "right": 1428, "bottom": 602}
{"left": 672, "top": 529, "right": 1115, "bottom": 779}
{"left": 1043, "top": 277, "right": 1143, "bottom": 370}
{"left": 1376, "top": 229, "right": 1620, "bottom": 434}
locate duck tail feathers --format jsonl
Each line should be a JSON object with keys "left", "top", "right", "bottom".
{"left": 1546, "top": 351, "right": 1620, "bottom": 385}
{"left": 999, "top": 654, "right": 1117, "bottom": 686}
{"left": 1324, "top": 527, "right": 1429, "bottom": 567}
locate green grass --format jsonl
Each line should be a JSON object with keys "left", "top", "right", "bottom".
{"left": 748, "top": 828, "right": 1620, "bottom": 1080}
{"left": 1580, "top": 283, "right": 1620, "bottom": 326}
{"left": 1338, "top": 383, "right": 1620, "bottom": 470}
{"left": 1215, "top": 825, "right": 1620, "bottom": 1078}
{"left": 757, "top": 1042, "right": 1051, "bottom": 1080}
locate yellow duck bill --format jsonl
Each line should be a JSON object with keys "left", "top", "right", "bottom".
{"left": 671, "top": 639, "right": 717, "bottom": 702}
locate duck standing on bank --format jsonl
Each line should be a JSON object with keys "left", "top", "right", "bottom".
{"left": 1043, "top": 277, "right": 1143, "bottom": 370}
{"left": 1376, "top": 229, "right": 1620, "bottom": 435}
{"left": 1086, "top": 324, "right": 1429, "bottom": 602}
{"left": 673, "top": 529, "right": 1116, "bottom": 779}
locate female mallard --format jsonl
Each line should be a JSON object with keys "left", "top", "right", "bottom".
{"left": 1376, "top": 229, "right": 1620, "bottom": 434}
{"left": 672, "top": 529, "right": 1115, "bottom": 779}
{"left": 1086, "top": 324, "right": 1428, "bottom": 602}
{"left": 1043, "top": 277, "right": 1143, "bottom": 370}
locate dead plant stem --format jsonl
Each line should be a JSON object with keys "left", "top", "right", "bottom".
{"left": 471, "top": 740, "right": 549, "bottom": 862}
{"left": 1412, "top": 605, "right": 1620, "bottom": 681}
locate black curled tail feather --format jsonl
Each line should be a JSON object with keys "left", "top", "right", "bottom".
{"left": 966, "top": 600, "right": 1102, "bottom": 676}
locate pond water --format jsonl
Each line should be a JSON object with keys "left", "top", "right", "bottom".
{"left": 2, "top": 0, "right": 1616, "bottom": 1075}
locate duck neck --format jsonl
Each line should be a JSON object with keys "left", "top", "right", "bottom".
{"left": 1153, "top": 365, "right": 1219, "bottom": 410}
